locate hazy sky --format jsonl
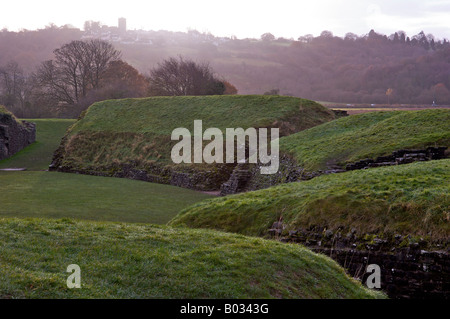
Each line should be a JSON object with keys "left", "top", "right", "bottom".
{"left": 2, "top": 0, "right": 450, "bottom": 39}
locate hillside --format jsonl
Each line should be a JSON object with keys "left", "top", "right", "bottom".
{"left": 0, "top": 218, "right": 383, "bottom": 299}
{"left": 170, "top": 159, "right": 450, "bottom": 242}
{"left": 2, "top": 28, "right": 450, "bottom": 106}
{"left": 50, "top": 95, "right": 335, "bottom": 190}
{"left": 279, "top": 109, "right": 450, "bottom": 172}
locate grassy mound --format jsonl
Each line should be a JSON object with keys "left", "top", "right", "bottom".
{"left": 279, "top": 109, "right": 450, "bottom": 172}
{"left": 51, "top": 95, "right": 335, "bottom": 189}
{"left": 170, "top": 160, "right": 450, "bottom": 241}
{"left": 0, "top": 218, "right": 383, "bottom": 299}
{"left": 0, "top": 171, "right": 211, "bottom": 224}
{"left": 0, "top": 119, "right": 75, "bottom": 170}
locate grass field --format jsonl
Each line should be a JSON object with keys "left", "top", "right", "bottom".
{"left": 0, "top": 109, "right": 388, "bottom": 299}
{"left": 279, "top": 109, "right": 450, "bottom": 171}
{"left": 0, "top": 171, "right": 212, "bottom": 224}
{"left": 0, "top": 218, "right": 384, "bottom": 299}
{"left": 0, "top": 119, "right": 75, "bottom": 171}
{"left": 170, "top": 159, "right": 450, "bottom": 241}
{"left": 0, "top": 119, "right": 212, "bottom": 224}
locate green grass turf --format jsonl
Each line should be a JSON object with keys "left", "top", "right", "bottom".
{"left": 0, "top": 171, "right": 212, "bottom": 224}
{"left": 0, "top": 107, "right": 386, "bottom": 299}
{"left": 70, "top": 95, "right": 333, "bottom": 135}
{"left": 170, "top": 159, "right": 450, "bottom": 240}
{"left": 279, "top": 109, "right": 450, "bottom": 171}
{"left": 54, "top": 95, "right": 335, "bottom": 169}
{"left": 0, "top": 218, "right": 385, "bottom": 299}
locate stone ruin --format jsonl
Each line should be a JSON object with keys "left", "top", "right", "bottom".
{"left": 345, "top": 147, "right": 447, "bottom": 171}
{"left": 219, "top": 145, "right": 449, "bottom": 196}
{"left": 269, "top": 222, "right": 449, "bottom": 299}
{"left": 0, "top": 109, "right": 36, "bottom": 160}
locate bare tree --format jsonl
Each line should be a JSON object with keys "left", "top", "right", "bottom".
{"left": 35, "top": 39, "right": 121, "bottom": 105}
{"left": 35, "top": 60, "right": 75, "bottom": 105}
{"left": 87, "top": 39, "right": 122, "bottom": 89}
{"left": 148, "top": 56, "right": 225, "bottom": 96}
{"left": 0, "top": 61, "right": 28, "bottom": 107}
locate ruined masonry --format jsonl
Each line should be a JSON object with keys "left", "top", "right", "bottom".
{"left": 0, "top": 110, "right": 36, "bottom": 160}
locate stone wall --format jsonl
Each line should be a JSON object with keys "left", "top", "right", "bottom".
{"left": 332, "top": 109, "right": 349, "bottom": 118}
{"left": 50, "top": 149, "right": 236, "bottom": 192}
{"left": 223, "top": 146, "right": 448, "bottom": 195}
{"left": 220, "top": 163, "right": 252, "bottom": 195}
{"left": 345, "top": 147, "right": 447, "bottom": 171}
{"left": 312, "top": 247, "right": 449, "bottom": 299}
{"left": 222, "top": 154, "right": 345, "bottom": 195}
{"left": 0, "top": 111, "right": 36, "bottom": 160}
{"left": 269, "top": 223, "right": 449, "bottom": 299}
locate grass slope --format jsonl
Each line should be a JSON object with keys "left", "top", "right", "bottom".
{"left": 0, "top": 171, "right": 211, "bottom": 224}
{"left": 280, "top": 109, "right": 450, "bottom": 171}
{"left": 0, "top": 218, "right": 383, "bottom": 299}
{"left": 0, "top": 119, "right": 75, "bottom": 170}
{"left": 170, "top": 160, "right": 450, "bottom": 240}
{"left": 55, "top": 95, "right": 335, "bottom": 169}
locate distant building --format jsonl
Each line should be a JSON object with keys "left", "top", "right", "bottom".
{"left": 118, "top": 17, "right": 126, "bottom": 34}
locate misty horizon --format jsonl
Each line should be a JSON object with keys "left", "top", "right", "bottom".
{"left": 2, "top": 0, "right": 450, "bottom": 40}
{"left": 2, "top": 21, "right": 449, "bottom": 43}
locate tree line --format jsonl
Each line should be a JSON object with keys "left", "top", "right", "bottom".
{"left": 221, "top": 29, "right": 450, "bottom": 105}
{"left": 1, "top": 27, "right": 450, "bottom": 114}
{"left": 0, "top": 40, "right": 237, "bottom": 118}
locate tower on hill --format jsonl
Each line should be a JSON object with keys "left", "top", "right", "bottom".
{"left": 118, "top": 17, "right": 126, "bottom": 34}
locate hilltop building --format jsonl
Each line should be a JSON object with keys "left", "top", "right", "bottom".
{"left": 118, "top": 17, "right": 126, "bottom": 34}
